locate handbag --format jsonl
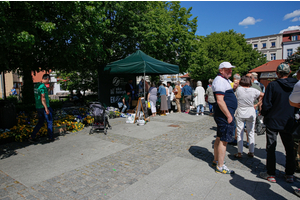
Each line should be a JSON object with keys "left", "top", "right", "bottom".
{"left": 147, "top": 101, "right": 151, "bottom": 108}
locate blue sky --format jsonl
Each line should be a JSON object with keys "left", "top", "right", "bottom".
{"left": 179, "top": 1, "right": 300, "bottom": 38}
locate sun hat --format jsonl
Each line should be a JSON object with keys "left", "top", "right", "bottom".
{"left": 219, "top": 62, "right": 235, "bottom": 70}
{"left": 277, "top": 63, "right": 291, "bottom": 74}
{"left": 251, "top": 72, "right": 258, "bottom": 78}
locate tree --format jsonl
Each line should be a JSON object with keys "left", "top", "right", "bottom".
{"left": 285, "top": 46, "right": 300, "bottom": 76}
{"left": 188, "top": 30, "right": 267, "bottom": 81}
{"left": 1, "top": 1, "right": 198, "bottom": 104}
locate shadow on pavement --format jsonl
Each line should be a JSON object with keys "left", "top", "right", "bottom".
{"left": 0, "top": 133, "right": 62, "bottom": 160}
{"left": 229, "top": 173, "right": 288, "bottom": 200}
{"left": 188, "top": 145, "right": 215, "bottom": 170}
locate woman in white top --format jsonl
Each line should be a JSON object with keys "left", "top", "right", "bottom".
{"left": 235, "top": 76, "right": 264, "bottom": 158}
{"left": 193, "top": 81, "right": 206, "bottom": 116}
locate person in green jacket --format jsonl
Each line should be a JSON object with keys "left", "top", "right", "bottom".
{"left": 29, "top": 74, "right": 55, "bottom": 143}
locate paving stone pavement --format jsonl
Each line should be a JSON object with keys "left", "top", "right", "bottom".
{"left": 1, "top": 110, "right": 300, "bottom": 200}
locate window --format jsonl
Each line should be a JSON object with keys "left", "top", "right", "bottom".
{"left": 271, "top": 42, "right": 275, "bottom": 47}
{"left": 253, "top": 44, "right": 257, "bottom": 49}
{"left": 260, "top": 72, "right": 278, "bottom": 78}
{"left": 292, "top": 35, "right": 298, "bottom": 41}
{"left": 287, "top": 49, "right": 293, "bottom": 57}
{"left": 262, "top": 43, "right": 266, "bottom": 48}
{"left": 271, "top": 53, "right": 276, "bottom": 60}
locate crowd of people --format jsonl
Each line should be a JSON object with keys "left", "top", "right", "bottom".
{"left": 30, "top": 61, "right": 300, "bottom": 196}
{"left": 211, "top": 61, "right": 300, "bottom": 197}
{"left": 121, "top": 78, "right": 217, "bottom": 117}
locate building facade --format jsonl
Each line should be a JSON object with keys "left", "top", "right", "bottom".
{"left": 0, "top": 71, "right": 23, "bottom": 99}
{"left": 246, "top": 33, "right": 283, "bottom": 61}
{"left": 282, "top": 30, "right": 300, "bottom": 59}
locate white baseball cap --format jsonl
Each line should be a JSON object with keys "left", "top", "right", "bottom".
{"left": 219, "top": 62, "right": 235, "bottom": 70}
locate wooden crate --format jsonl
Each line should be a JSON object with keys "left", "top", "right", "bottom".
{"left": 53, "top": 124, "right": 67, "bottom": 134}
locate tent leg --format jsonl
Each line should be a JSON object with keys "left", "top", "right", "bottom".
{"left": 144, "top": 72, "right": 145, "bottom": 99}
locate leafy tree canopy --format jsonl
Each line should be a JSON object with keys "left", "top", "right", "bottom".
{"left": 188, "top": 30, "right": 267, "bottom": 81}
{"left": 285, "top": 46, "right": 300, "bottom": 76}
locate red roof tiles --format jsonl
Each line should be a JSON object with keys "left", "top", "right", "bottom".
{"left": 249, "top": 60, "right": 285, "bottom": 73}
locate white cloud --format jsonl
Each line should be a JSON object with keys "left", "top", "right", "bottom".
{"left": 239, "top": 17, "right": 262, "bottom": 26}
{"left": 283, "top": 9, "right": 300, "bottom": 20}
{"left": 279, "top": 26, "right": 300, "bottom": 33}
{"left": 292, "top": 17, "right": 300, "bottom": 22}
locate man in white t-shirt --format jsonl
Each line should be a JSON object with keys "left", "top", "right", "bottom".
{"left": 289, "top": 67, "right": 300, "bottom": 108}
{"left": 290, "top": 67, "right": 300, "bottom": 197}
{"left": 212, "top": 62, "right": 238, "bottom": 174}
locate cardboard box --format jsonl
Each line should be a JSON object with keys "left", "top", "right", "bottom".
{"left": 132, "top": 100, "right": 138, "bottom": 107}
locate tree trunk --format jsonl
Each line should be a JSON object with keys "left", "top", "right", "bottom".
{"left": 22, "top": 68, "right": 35, "bottom": 105}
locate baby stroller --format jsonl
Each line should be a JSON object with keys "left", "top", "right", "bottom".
{"left": 88, "top": 102, "right": 111, "bottom": 135}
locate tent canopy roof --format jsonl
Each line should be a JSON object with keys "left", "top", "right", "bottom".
{"left": 104, "top": 50, "right": 179, "bottom": 75}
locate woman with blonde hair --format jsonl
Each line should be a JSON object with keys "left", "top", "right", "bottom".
{"left": 234, "top": 76, "right": 264, "bottom": 158}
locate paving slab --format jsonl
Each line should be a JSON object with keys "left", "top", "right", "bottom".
{"left": 110, "top": 157, "right": 298, "bottom": 200}
{"left": 153, "top": 112, "right": 206, "bottom": 123}
{"left": 110, "top": 120, "right": 180, "bottom": 140}
{"left": 0, "top": 133, "right": 129, "bottom": 187}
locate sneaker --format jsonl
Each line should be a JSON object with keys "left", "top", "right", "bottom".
{"left": 28, "top": 138, "right": 37, "bottom": 143}
{"left": 260, "top": 172, "right": 276, "bottom": 183}
{"left": 285, "top": 175, "right": 294, "bottom": 183}
{"left": 216, "top": 164, "right": 234, "bottom": 174}
{"left": 196, "top": 113, "right": 199, "bottom": 116}
{"left": 295, "top": 189, "right": 300, "bottom": 197}
{"left": 245, "top": 142, "right": 249, "bottom": 148}
{"left": 47, "top": 138, "right": 59, "bottom": 143}
{"left": 201, "top": 113, "right": 204, "bottom": 116}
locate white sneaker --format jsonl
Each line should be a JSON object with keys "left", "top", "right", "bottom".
{"left": 201, "top": 113, "right": 204, "bottom": 116}
{"left": 196, "top": 113, "right": 199, "bottom": 116}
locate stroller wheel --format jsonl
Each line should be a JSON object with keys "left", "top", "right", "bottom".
{"left": 89, "top": 129, "right": 93, "bottom": 135}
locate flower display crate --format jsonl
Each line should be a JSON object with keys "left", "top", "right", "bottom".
{"left": 53, "top": 124, "right": 67, "bottom": 135}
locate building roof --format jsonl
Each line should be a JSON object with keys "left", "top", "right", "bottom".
{"left": 180, "top": 73, "right": 190, "bottom": 78}
{"left": 249, "top": 59, "right": 285, "bottom": 73}
{"left": 283, "top": 30, "right": 300, "bottom": 35}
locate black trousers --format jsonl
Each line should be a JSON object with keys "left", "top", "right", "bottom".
{"left": 266, "top": 127, "right": 295, "bottom": 175}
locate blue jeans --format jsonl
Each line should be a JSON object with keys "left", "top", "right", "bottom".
{"left": 197, "top": 104, "right": 204, "bottom": 113}
{"left": 31, "top": 107, "right": 53, "bottom": 140}
{"left": 208, "top": 102, "right": 215, "bottom": 113}
{"left": 122, "top": 102, "right": 129, "bottom": 113}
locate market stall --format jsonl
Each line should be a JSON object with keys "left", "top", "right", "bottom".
{"left": 104, "top": 50, "right": 179, "bottom": 103}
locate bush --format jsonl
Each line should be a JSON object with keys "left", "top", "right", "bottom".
{"left": 5, "top": 96, "right": 19, "bottom": 104}
{"left": 15, "top": 103, "right": 35, "bottom": 113}
{"left": 50, "top": 100, "right": 63, "bottom": 110}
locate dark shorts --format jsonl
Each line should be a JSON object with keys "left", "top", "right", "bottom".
{"left": 214, "top": 117, "right": 235, "bottom": 142}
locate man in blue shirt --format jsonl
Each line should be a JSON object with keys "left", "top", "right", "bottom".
{"left": 10, "top": 87, "right": 17, "bottom": 96}
{"left": 212, "top": 62, "right": 238, "bottom": 174}
{"left": 181, "top": 81, "right": 193, "bottom": 113}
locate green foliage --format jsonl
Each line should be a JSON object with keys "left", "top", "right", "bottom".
{"left": 285, "top": 46, "right": 300, "bottom": 76}
{"left": 5, "top": 95, "right": 18, "bottom": 104}
{"left": 188, "top": 30, "right": 267, "bottom": 81}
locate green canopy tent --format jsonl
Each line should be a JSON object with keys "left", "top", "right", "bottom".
{"left": 104, "top": 50, "right": 179, "bottom": 98}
